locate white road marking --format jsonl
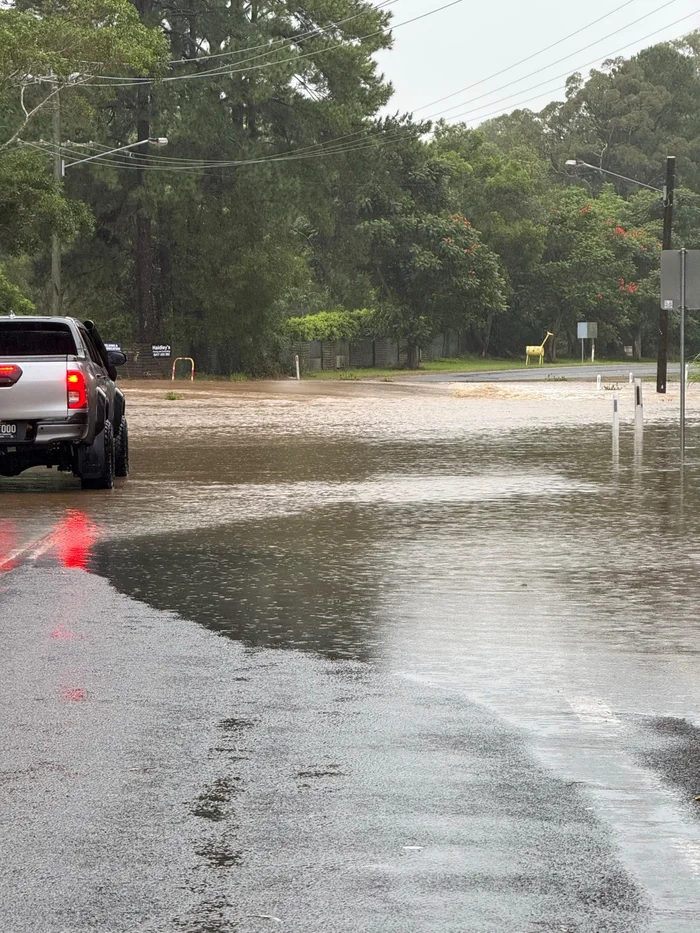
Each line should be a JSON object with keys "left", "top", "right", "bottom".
{"left": 0, "top": 530, "right": 57, "bottom": 571}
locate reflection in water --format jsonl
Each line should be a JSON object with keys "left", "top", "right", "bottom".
{"left": 0, "top": 521, "right": 19, "bottom": 573}
{"left": 0, "top": 391, "right": 696, "bottom": 664}
{"left": 0, "top": 510, "right": 99, "bottom": 573}
{"left": 91, "top": 460, "right": 590, "bottom": 658}
{"left": 92, "top": 511, "right": 384, "bottom": 659}
{"left": 60, "top": 686, "right": 88, "bottom": 702}
{"left": 3, "top": 388, "right": 700, "bottom": 933}
{"left": 54, "top": 512, "right": 99, "bottom": 570}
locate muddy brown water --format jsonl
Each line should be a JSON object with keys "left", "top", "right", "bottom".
{"left": 4, "top": 379, "right": 700, "bottom": 929}
{"left": 1, "top": 379, "right": 698, "bottom": 661}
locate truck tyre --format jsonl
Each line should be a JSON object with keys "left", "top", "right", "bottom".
{"left": 115, "top": 417, "right": 129, "bottom": 477}
{"left": 81, "top": 420, "right": 115, "bottom": 490}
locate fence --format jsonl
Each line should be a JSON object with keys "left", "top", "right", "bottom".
{"left": 116, "top": 330, "right": 464, "bottom": 379}
{"left": 288, "top": 332, "right": 461, "bottom": 372}
{"left": 118, "top": 342, "right": 175, "bottom": 380}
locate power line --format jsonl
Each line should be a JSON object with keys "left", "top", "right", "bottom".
{"left": 415, "top": 0, "right": 671, "bottom": 112}
{"left": 431, "top": 8, "right": 700, "bottom": 120}
{"left": 141, "top": 4, "right": 699, "bottom": 173}
{"left": 429, "top": 6, "right": 700, "bottom": 121}
{"left": 166, "top": 0, "right": 402, "bottom": 66}
{"left": 22, "top": 9, "right": 700, "bottom": 173}
{"left": 40, "top": 0, "right": 689, "bottom": 173}
{"left": 247, "top": 0, "right": 691, "bottom": 162}
{"left": 86, "top": 0, "right": 401, "bottom": 81}
{"left": 84, "top": 0, "right": 463, "bottom": 88}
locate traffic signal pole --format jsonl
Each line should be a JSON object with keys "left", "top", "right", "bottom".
{"left": 657, "top": 155, "right": 676, "bottom": 394}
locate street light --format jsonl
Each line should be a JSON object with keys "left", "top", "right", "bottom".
{"left": 565, "top": 159, "right": 665, "bottom": 194}
{"left": 51, "top": 137, "right": 168, "bottom": 316}
{"left": 565, "top": 157, "right": 676, "bottom": 394}
{"left": 61, "top": 136, "right": 168, "bottom": 174}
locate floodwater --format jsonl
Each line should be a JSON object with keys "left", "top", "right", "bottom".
{"left": 2, "top": 380, "right": 700, "bottom": 932}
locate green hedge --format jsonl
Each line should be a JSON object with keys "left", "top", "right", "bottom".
{"left": 285, "top": 309, "right": 376, "bottom": 342}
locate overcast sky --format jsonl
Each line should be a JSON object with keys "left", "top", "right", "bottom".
{"left": 376, "top": 0, "right": 700, "bottom": 124}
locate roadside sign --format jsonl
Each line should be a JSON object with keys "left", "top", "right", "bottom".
{"left": 661, "top": 249, "right": 700, "bottom": 455}
{"left": 577, "top": 322, "right": 598, "bottom": 363}
{"left": 661, "top": 250, "right": 700, "bottom": 310}
{"left": 152, "top": 344, "right": 171, "bottom": 358}
{"left": 577, "top": 322, "right": 598, "bottom": 339}
{"left": 105, "top": 343, "right": 122, "bottom": 352}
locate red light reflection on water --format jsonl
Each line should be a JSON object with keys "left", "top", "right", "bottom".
{"left": 0, "top": 522, "right": 19, "bottom": 573}
{"left": 60, "top": 687, "right": 88, "bottom": 702}
{"left": 0, "top": 512, "right": 100, "bottom": 572}
{"left": 54, "top": 512, "right": 99, "bottom": 570}
{"left": 50, "top": 624, "right": 77, "bottom": 640}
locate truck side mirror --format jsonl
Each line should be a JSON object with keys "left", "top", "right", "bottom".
{"left": 107, "top": 350, "right": 127, "bottom": 367}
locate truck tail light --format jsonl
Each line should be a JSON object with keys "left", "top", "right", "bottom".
{"left": 67, "top": 370, "right": 87, "bottom": 409}
{"left": 0, "top": 364, "right": 22, "bottom": 386}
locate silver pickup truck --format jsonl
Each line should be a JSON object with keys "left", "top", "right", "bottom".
{"left": 0, "top": 315, "right": 129, "bottom": 489}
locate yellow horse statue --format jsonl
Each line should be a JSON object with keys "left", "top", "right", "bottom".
{"left": 526, "top": 332, "right": 553, "bottom": 366}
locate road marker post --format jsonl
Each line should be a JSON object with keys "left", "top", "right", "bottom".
{"left": 634, "top": 378, "right": 644, "bottom": 437}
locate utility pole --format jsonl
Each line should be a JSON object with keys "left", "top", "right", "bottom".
{"left": 134, "top": 0, "right": 154, "bottom": 339}
{"left": 51, "top": 84, "right": 62, "bottom": 316}
{"left": 657, "top": 155, "right": 676, "bottom": 394}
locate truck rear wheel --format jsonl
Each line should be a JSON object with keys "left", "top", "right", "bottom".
{"left": 81, "top": 421, "right": 115, "bottom": 490}
{"left": 115, "top": 417, "right": 129, "bottom": 477}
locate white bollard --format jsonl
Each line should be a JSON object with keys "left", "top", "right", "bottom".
{"left": 629, "top": 372, "right": 633, "bottom": 384}
{"left": 596, "top": 374, "right": 602, "bottom": 391}
{"left": 612, "top": 394, "right": 620, "bottom": 443}
{"left": 634, "top": 378, "right": 643, "bottom": 436}
{"left": 295, "top": 354, "right": 300, "bottom": 381}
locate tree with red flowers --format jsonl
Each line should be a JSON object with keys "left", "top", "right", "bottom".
{"left": 521, "top": 185, "right": 658, "bottom": 359}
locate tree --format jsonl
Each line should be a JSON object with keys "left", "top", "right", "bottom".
{"left": 0, "top": 0, "right": 167, "bottom": 311}
{"left": 358, "top": 138, "right": 506, "bottom": 367}
{"left": 520, "top": 185, "right": 657, "bottom": 358}
{"left": 1, "top": 0, "right": 166, "bottom": 148}
{"left": 43, "top": 0, "right": 396, "bottom": 348}
{"left": 5, "top": 12, "right": 700, "bottom": 369}
{"left": 432, "top": 124, "right": 550, "bottom": 354}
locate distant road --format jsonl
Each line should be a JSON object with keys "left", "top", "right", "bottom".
{"left": 407, "top": 362, "right": 682, "bottom": 383}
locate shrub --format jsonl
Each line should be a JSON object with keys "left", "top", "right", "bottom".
{"left": 285, "top": 308, "right": 377, "bottom": 342}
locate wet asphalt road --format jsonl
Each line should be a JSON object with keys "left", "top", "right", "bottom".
{"left": 408, "top": 362, "right": 682, "bottom": 383}
{"left": 2, "top": 382, "right": 700, "bottom": 932}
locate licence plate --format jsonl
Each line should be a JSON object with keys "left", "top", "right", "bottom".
{"left": 0, "top": 422, "right": 26, "bottom": 442}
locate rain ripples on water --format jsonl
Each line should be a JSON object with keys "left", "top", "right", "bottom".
{"left": 0, "top": 385, "right": 695, "bottom": 663}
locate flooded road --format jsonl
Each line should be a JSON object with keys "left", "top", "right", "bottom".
{"left": 2, "top": 380, "right": 700, "bottom": 932}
